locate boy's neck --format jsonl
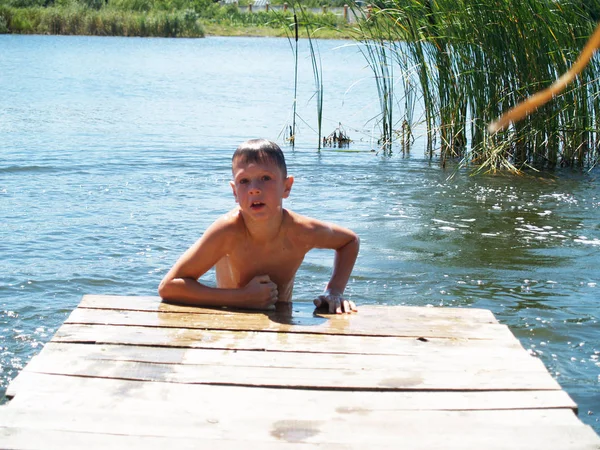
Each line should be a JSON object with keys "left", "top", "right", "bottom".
{"left": 241, "top": 208, "right": 286, "bottom": 243}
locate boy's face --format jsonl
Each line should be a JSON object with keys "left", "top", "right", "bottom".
{"left": 230, "top": 158, "right": 293, "bottom": 221}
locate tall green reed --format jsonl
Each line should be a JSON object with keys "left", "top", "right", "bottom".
{"left": 280, "top": 3, "right": 326, "bottom": 151}
{"left": 349, "top": 0, "right": 600, "bottom": 171}
{"left": 291, "top": 12, "right": 299, "bottom": 147}
{"left": 306, "top": 22, "right": 324, "bottom": 150}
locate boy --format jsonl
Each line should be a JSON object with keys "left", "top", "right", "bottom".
{"left": 158, "top": 139, "right": 359, "bottom": 314}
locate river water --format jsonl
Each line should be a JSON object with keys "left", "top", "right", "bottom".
{"left": 1, "top": 35, "right": 598, "bottom": 434}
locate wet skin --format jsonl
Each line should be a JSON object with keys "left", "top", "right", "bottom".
{"left": 159, "top": 158, "right": 359, "bottom": 314}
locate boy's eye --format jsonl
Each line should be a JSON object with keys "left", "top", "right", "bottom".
{"left": 261, "top": 175, "right": 272, "bottom": 181}
{"left": 239, "top": 178, "right": 249, "bottom": 184}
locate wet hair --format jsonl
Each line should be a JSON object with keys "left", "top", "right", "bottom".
{"left": 232, "top": 139, "right": 287, "bottom": 178}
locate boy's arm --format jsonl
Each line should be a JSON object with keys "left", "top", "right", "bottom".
{"left": 309, "top": 220, "right": 360, "bottom": 314}
{"left": 158, "top": 219, "right": 278, "bottom": 309}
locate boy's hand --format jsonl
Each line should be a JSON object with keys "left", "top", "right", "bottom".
{"left": 243, "top": 275, "right": 279, "bottom": 309}
{"left": 313, "top": 290, "right": 357, "bottom": 314}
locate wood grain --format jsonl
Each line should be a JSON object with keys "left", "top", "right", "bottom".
{"left": 7, "top": 372, "right": 578, "bottom": 413}
{"left": 65, "top": 307, "right": 514, "bottom": 340}
{"left": 2, "top": 295, "right": 598, "bottom": 449}
{"left": 1, "top": 407, "right": 599, "bottom": 450}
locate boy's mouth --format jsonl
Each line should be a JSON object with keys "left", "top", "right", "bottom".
{"left": 250, "top": 201, "right": 265, "bottom": 209}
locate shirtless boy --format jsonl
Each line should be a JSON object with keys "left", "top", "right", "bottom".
{"left": 158, "top": 139, "right": 359, "bottom": 314}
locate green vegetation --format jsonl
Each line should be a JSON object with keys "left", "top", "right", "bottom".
{"left": 199, "top": 5, "right": 348, "bottom": 37}
{"left": 3, "top": 0, "right": 599, "bottom": 172}
{"left": 0, "top": 0, "right": 351, "bottom": 37}
{"left": 348, "top": 0, "right": 600, "bottom": 171}
{"left": 0, "top": 4, "right": 205, "bottom": 36}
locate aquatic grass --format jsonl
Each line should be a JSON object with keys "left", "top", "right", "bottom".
{"left": 348, "top": 0, "right": 600, "bottom": 171}
{"left": 279, "top": 4, "right": 327, "bottom": 150}
{"left": 305, "top": 21, "right": 325, "bottom": 150}
{"left": 0, "top": 0, "right": 350, "bottom": 38}
{"left": 0, "top": 13, "right": 8, "bottom": 32}
{"left": 291, "top": 12, "right": 299, "bottom": 146}
{"left": 347, "top": 1, "right": 432, "bottom": 155}
{"left": 360, "top": 39, "right": 394, "bottom": 153}
{"left": 0, "top": 4, "right": 205, "bottom": 36}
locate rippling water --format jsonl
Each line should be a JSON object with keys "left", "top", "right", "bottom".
{"left": 1, "top": 35, "right": 598, "bottom": 434}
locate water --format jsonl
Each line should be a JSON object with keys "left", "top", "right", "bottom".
{"left": 1, "top": 35, "right": 599, "bottom": 434}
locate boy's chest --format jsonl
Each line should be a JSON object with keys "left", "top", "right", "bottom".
{"left": 225, "top": 237, "right": 307, "bottom": 284}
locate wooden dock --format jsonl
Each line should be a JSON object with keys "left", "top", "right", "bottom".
{"left": 1, "top": 295, "right": 598, "bottom": 449}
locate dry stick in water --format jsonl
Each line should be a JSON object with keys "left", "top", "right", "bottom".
{"left": 489, "top": 22, "right": 600, "bottom": 133}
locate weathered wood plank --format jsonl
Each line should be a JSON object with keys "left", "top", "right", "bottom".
{"left": 6, "top": 373, "right": 578, "bottom": 413}
{"left": 52, "top": 324, "right": 525, "bottom": 354}
{"left": 79, "top": 295, "right": 500, "bottom": 323}
{"left": 0, "top": 425, "right": 338, "bottom": 450}
{"left": 35, "top": 342, "right": 550, "bottom": 375}
{"left": 3, "top": 297, "right": 597, "bottom": 450}
{"left": 65, "top": 307, "right": 514, "bottom": 340}
{"left": 19, "top": 350, "right": 561, "bottom": 390}
{"left": 1, "top": 407, "right": 599, "bottom": 450}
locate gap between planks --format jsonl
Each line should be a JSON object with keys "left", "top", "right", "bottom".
{"left": 63, "top": 307, "right": 515, "bottom": 341}
{"left": 14, "top": 343, "right": 562, "bottom": 391}
{"left": 78, "top": 295, "right": 500, "bottom": 323}
{"left": 5, "top": 372, "right": 578, "bottom": 413}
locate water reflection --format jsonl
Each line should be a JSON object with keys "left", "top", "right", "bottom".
{"left": 267, "top": 302, "right": 329, "bottom": 327}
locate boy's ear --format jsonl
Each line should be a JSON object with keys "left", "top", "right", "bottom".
{"left": 230, "top": 181, "right": 239, "bottom": 203}
{"left": 282, "top": 176, "right": 294, "bottom": 199}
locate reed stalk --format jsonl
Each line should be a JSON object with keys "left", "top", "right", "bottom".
{"left": 291, "top": 12, "right": 299, "bottom": 147}
{"left": 305, "top": 23, "right": 324, "bottom": 150}
{"left": 280, "top": 3, "right": 325, "bottom": 150}
{"left": 348, "top": 0, "right": 600, "bottom": 171}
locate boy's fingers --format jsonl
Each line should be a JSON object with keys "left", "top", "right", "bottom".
{"left": 315, "top": 296, "right": 357, "bottom": 314}
{"left": 342, "top": 300, "right": 351, "bottom": 314}
{"left": 257, "top": 275, "right": 271, "bottom": 283}
{"left": 331, "top": 299, "right": 341, "bottom": 314}
{"left": 314, "top": 295, "right": 329, "bottom": 309}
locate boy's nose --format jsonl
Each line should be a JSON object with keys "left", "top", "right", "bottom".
{"left": 248, "top": 182, "right": 261, "bottom": 194}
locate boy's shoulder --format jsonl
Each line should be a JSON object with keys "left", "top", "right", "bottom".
{"left": 282, "top": 209, "right": 355, "bottom": 251}
{"left": 205, "top": 208, "right": 246, "bottom": 239}
{"left": 283, "top": 209, "right": 332, "bottom": 234}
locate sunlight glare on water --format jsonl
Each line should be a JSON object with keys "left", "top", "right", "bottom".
{"left": 0, "top": 35, "right": 598, "bottom": 433}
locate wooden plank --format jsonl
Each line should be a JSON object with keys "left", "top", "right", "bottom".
{"left": 1, "top": 407, "right": 599, "bottom": 449}
{"left": 79, "top": 294, "right": 500, "bottom": 323}
{"left": 64, "top": 307, "right": 514, "bottom": 340}
{"left": 52, "top": 323, "right": 525, "bottom": 354}
{"left": 5, "top": 373, "right": 579, "bottom": 413}
{"left": 0, "top": 426, "right": 336, "bottom": 450}
{"left": 19, "top": 349, "right": 561, "bottom": 390}
{"left": 35, "top": 342, "right": 551, "bottom": 375}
